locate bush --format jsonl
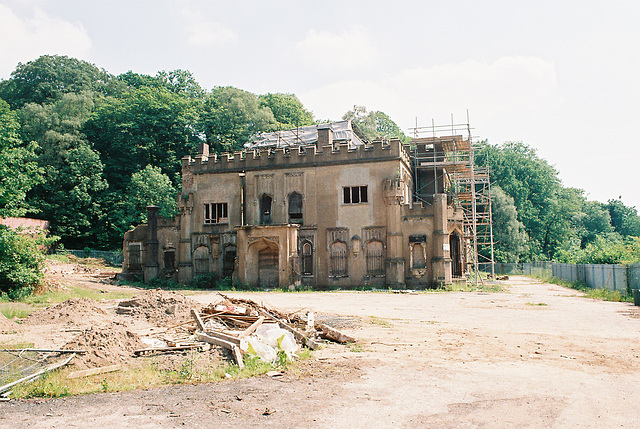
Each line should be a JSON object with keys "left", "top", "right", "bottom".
{"left": 0, "top": 226, "right": 51, "bottom": 299}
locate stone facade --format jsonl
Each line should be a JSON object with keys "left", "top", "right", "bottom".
{"left": 122, "top": 121, "right": 467, "bottom": 288}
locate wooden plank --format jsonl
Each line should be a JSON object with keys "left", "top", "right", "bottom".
{"left": 191, "top": 308, "right": 205, "bottom": 331}
{"left": 133, "top": 344, "right": 207, "bottom": 356}
{"left": 203, "top": 330, "right": 242, "bottom": 346}
{"left": 238, "top": 316, "right": 264, "bottom": 339}
{"left": 318, "top": 324, "right": 356, "bottom": 343}
{"left": 67, "top": 365, "right": 121, "bottom": 379}
{"left": 197, "top": 333, "right": 244, "bottom": 368}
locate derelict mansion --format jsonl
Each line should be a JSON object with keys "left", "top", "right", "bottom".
{"left": 122, "top": 120, "right": 468, "bottom": 288}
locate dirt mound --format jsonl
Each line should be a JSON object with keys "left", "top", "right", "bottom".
{"left": 0, "top": 311, "right": 19, "bottom": 332}
{"left": 64, "top": 323, "right": 146, "bottom": 369}
{"left": 115, "top": 290, "right": 200, "bottom": 325}
{"left": 24, "top": 298, "right": 108, "bottom": 326}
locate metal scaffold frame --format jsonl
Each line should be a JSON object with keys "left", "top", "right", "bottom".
{"left": 408, "top": 114, "right": 495, "bottom": 285}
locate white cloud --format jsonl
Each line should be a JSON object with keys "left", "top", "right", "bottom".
{"left": 182, "top": 10, "right": 237, "bottom": 46}
{"left": 300, "top": 56, "right": 562, "bottom": 131}
{"left": 295, "top": 26, "right": 376, "bottom": 69}
{"left": 0, "top": 4, "right": 92, "bottom": 78}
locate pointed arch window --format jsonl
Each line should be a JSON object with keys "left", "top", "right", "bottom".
{"left": 301, "top": 241, "right": 313, "bottom": 275}
{"left": 288, "top": 192, "right": 303, "bottom": 224}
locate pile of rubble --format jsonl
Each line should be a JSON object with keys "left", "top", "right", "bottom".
{"left": 115, "top": 290, "right": 198, "bottom": 324}
{"left": 130, "top": 293, "right": 356, "bottom": 369}
{"left": 24, "top": 298, "right": 108, "bottom": 326}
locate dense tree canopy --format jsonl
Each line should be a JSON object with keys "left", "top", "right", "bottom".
{"left": 1, "top": 54, "right": 638, "bottom": 261}
{"left": 343, "top": 106, "right": 408, "bottom": 142}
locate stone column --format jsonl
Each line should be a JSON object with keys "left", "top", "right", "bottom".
{"left": 144, "top": 205, "right": 160, "bottom": 282}
{"left": 383, "top": 178, "right": 406, "bottom": 288}
{"left": 432, "top": 194, "right": 452, "bottom": 285}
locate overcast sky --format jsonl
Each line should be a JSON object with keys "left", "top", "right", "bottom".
{"left": 1, "top": 0, "right": 638, "bottom": 209}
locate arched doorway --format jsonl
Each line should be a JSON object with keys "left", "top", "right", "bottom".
{"left": 450, "top": 233, "right": 462, "bottom": 277}
{"left": 258, "top": 246, "right": 279, "bottom": 287}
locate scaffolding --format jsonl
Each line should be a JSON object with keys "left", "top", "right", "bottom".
{"left": 407, "top": 117, "right": 495, "bottom": 285}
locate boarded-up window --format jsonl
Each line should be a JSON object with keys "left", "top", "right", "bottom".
{"left": 288, "top": 192, "right": 303, "bottom": 224}
{"left": 329, "top": 241, "right": 348, "bottom": 277}
{"left": 128, "top": 243, "right": 142, "bottom": 271}
{"left": 366, "top": 240, "right": 385, "bottom": 276}
{"left": 301, "top": 241, "right": 313, "bottom": 275}
{"left": 411, "top": 243, "right": 426, "bottom": 269}
{"left": 163, "top": 249, "right": 175, "bottom": 270}
{"left": 222, "top": 246, "right": 236, "bottom": 278}
{"left": 193, "top": 246, "right": 210, "bottom": 274}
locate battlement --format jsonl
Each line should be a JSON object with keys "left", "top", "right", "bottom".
{"left": 182, "top": 138, "right": 411, "bottom": 174}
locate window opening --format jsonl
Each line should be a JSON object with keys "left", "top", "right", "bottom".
{"left": 260, "top": 194, "right": 273, "bottom": 225}
{"left": 301, "top": 241, "right": 313, "bottom": 275}
{"left": 329, "top": 241, "right": 348, "bottom": 277}
{"left": 366, "top": 241, "right": 384, "bottom": 276}
{"left": 204, "top": 202, "right": 228, "bottom": 224}
{"left": 288, "top": 192, "right": 303, "bottom": 224}
{"left": 343, "top": 186, "right": 368, "bottom": 204}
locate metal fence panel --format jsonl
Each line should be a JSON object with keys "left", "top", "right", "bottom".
{"left": 58, "top": 249, "right": 123, "bottom": 266}
{"left": 629, "top": 263, "right": 640, "bottom": 291}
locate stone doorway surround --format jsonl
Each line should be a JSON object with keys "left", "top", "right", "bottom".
{"left": 236, "top": 224, "right": 299, "bottom": 289}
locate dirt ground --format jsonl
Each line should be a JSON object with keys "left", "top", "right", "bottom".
{"left": 3, "top": 272, "right": 640, "bottom": 428}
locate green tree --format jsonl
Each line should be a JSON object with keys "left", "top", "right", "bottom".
{"left": 476, "top": 142, "right": 577, "bottom": 259}
{"left": 258, "top": 93, "right": 315, "bottom": 130}
{"left": 125, "top": 165, "right": 178, "bottom": 225}
{"left": 484, "top": 185, "right": 528, "bottom": 263}
{"left": 200, "top": 86, "right": 276, "bottom": 153}
{"left": 83, "top": 86, "right": 200, "bottom": 190}
{"left": 156, "top": 70, "right": 205, "bottom": 99}
{"left": 0, "top": 99, "right": 42, "bottom": 217}
{"left": 18, "top": 93, "right": 108, "bottom": 248}
{"left": 0, "top": 225, "right": 50, "bottom": 298}
{"left": 0, "top": 55, "right": 120, "bottom": 109}
{"left": 342, "top": 106, "right": 407, "bottom": 142}
{"left": 605, "top": 198, "right": 640, "bottom": 237}
{"left": 573, "top": 200, "right": 614, "bottom": 247}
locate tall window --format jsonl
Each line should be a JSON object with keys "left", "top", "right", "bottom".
{"left": 288, "top": 192, "right": 303, "bottom": 224}
{"left": 329, "top": 241, "right": 348, "bottom": 277}
{"left": 343, "top": 186, "right": 368, "bottom": 204}
{"left": 301, "top": 241, "right": 313, "bottom": 275}
{"left": 260, "top": 194, "right": 273, "bottom": 225}
{"left": 204, "top": 202, "right": 228, "bottom": 224}
{"left": 411, "top": 243, "right": 426, "bottom": 269}
{"left": 366, "top": 240, "right": 384, "bottom": 276}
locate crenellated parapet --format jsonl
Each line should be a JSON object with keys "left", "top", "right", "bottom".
{"left": 181, "top": 138, "right": 410, "bottom": 175}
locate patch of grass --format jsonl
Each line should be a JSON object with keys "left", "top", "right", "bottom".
{"left": 46, "top": 254, "right": 71, "bottom": 264}
{"left": 368, "top": 315, "right": 392, "bottom": 328}
{"left": 435, "top": 281, "right": 505, "bottom": 293}
{"left": 525, "top": 302, "right": 548, "bottom": 306}
{"left": 532, "top": 275, "right": 633, "bottom": 303}
{"left": 0, "top": 341, "right": 35, "bottom": 350}
{"left": 11, "top": 347, "right": 315, "bottom": 398}
{"left": 348, "top": 342, "right": 364, "bottom": 352}
{"left": 0, "top": 302, "right": 33, "bottom": 319}
{"left": 22, "top": 287, "right": 134, "bottom": 305}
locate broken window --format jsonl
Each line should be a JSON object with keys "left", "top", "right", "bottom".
{"left": 366, "top": 240, "right": 384, "bottom": 276}
{"left": 411, "top": 243, "right": 426, "bottom": 269}
{"left": 288, "top": 192, "right": 303, "bottom": 224}
{"left": 343, "top": 186, "right": 368, "bottom": 204}
{"left": 204, "top": 202, "right": 228, "bottom": 224}
{"left": 260, "top": 194, "right": 273, "bottom": 225}
{"left": 301, "top": 241, "right": 313, "bottom": 275}
{"left": 329, "top": 241, "right": 348, "bottom": 277}
{"left": 222, "top": 245, "right": 236, "bottom": 278}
